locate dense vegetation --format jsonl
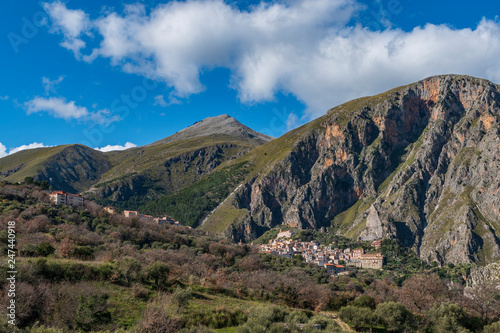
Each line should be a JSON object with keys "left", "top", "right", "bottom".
{"left": 0, "top": 183, "right": 499, "bottom": 332}
{"left": 139, "top": 162, "right": 249, "bottom": 227}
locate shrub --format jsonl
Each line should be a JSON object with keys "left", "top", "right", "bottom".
{"left": 350, "top": 295, "right": 376, "bottom": 309}
{"left": 375, "top": 301, "right": 415, "bottom": 332}
{"left": 338, "top": 305, "right": 380, "bottom": 331}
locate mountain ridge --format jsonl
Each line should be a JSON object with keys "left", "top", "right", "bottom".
{"left": 1, "top": 75, "right": 499, "bottom": 266}
{"left": 200, "top": 74, "right": 500, "bottom": 266}
{"left": 0, "top": 115, "right": 272, "bottom": 204}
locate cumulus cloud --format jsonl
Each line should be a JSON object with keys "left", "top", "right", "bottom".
{"left": 0, "top": 143, "right": 7, "bottom": 158}
{"left": 42, "top": 76, "right": 64, "bottom": 95}
{"left": 0, "top": 142, "right": 52, "bottom": 159}
{"left": 43, "top": 1, "right": 91, "bottom": 58}
{"left": 25, "top": 96, "right": 120, "bottom": 125}
{"left": 43, "top": 0, "right": 500, "bottom": 118}
{"left": 95, "top": 142, "right": 137, "bottom": 152}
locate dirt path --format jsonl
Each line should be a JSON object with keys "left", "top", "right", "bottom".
{"left": 320, "top": 311, "right": 354, "bottom": 332}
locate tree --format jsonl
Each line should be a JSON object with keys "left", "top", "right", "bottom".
{"left": 74, "top": 293, "right": 111, "bottom": 331}
{"left": 140, "top": 295, "right": 183, "bottom": 333}
{"left": 350, "top": 295, "right": 376, "bottom": 309}
{"left": 398, "top": 272, "right": 448, "bottom": 313}
{"left": 426, "top": 302, "right": 473, "bottom": 333}
{"left": 375, "top": 301, "right": 415, "bottom": 332}
{"left": 483, "top": 321, "right": 500, "bottom": 333}
{"left": 39, "top": 180, "right": 50, "bottom": 190}
{"left": 464, "top": 280, "right": 500, "bottom": 320}
{"left": 171, "top": 287, "right": 192, "bottom": 313}
{"left": 24, "top": 176, "right": 34, "bottom": 185}
{"left": 146, "top": 262, "right": 170, "bottom": 289}
{"left": 36, "top": 242, "right": 55, "bottom": 257}
{"left": 118, "top": 257, "right": 142, "bottom": 285}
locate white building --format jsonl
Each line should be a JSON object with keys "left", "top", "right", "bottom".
{"left": 49, "top": 191, "right": 86, "bottom": 207}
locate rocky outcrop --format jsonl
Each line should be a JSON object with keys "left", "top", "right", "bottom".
{"left": 209, "top": 75, "right": 500, "bottom": 265}
{"left": 359, "top": 205, "right": 384, "bottom": 241}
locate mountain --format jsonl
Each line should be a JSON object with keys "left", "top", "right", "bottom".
{"left": 0, "top": 115, "right": 273, "bottom": 207}
{"left": 148, "top": 114, "right": 273, "bottom": 146}
{"left": 0, "top": 145, "right": 111, "bottom": 193}
{"left": 1, "top": 75, "right": 499, "bottom": 266}
{"left": 200, "top": 75, "right": 500, "bottom": 266}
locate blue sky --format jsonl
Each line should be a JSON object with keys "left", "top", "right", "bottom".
{"left": 1, "top": 0, "right": 500, "bottom": 156}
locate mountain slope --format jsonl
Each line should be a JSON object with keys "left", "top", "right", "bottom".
{"left": 0, "top": 144, "right": 111, "bottom": 193}
{"left": 86, "top": 134, "right": 261, "bottom": 207}
{"left": 0, "top": 115, "right": 272, "bottom": 208}
{"left": 202, "top": 75, "right": 500, "bottom": 266}
{"left": 149, "top": 114, "right": 273, "bottom": 146}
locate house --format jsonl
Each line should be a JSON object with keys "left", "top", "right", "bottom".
{"left": 123, "top": 210, "right": 141, "bottom": 218}
{"left": 325, "top": 263, "right": 345, "bottom": 275}
{"left": 277, "top": 230, "right": 295, "bottom": 239}
{"left": 103, "top": 206, "right": 116, "bottom": 214}
{"left": 154, "top": 217, "right": 167, "bottom": 225}
{"left": 49, "top": 191, "right": 85, "bottom": 207}
{"left": 324, "top": 263, "right": 335, "bottom": 274}
{"left": 360, "top": 253, "right": 385, "bottom": 269}
{"left": 333, "top": 264, "right": 345, "bottom": 274}
{"left": 351, "top": 248, "right": 365, "bottom": 258}
{"left": 371, "top": 240, "right": 383, "bottom": 249}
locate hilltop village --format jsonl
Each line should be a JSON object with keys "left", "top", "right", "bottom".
{"left": 258, "top": 230, "right": 385, "bottom": 276}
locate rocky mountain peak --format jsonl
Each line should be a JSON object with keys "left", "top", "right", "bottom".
{"left": 203, "top": 74, "right": 500, "bottom": 266}
{"left": 149, "top": 114, "right": 274, "bottom": 146}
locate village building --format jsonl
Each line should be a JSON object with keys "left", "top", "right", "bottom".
{"left": 276, "top": 229, "right": 295, "bottom": 239}
{"left": 49, "top": 191, "right": 85, "bottom": 207}
{"left": 103, "top": 206, "right": 116, "bottom": 214}
{"left": 371, "top": 239, "right": 383, "bottom": 249}
{"left": 360, "top": 253, "right": 385, "bottom": 269}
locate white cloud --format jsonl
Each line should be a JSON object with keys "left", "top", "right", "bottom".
{"left": 25, "top": 96, "right": 120, "bottom": 125}
{"left": 286, "top": 112, "right": 300, "bottom": 132}
{"left": 9, "top": 143, "right": 51, "bottom": 155}
{"left": 154, "top": 95, "right": 168, "bottom": 107}
{"left": 95, "top": 142, "right": 137, "bottom": 152}
{"left": 42, "top": 76, "right": 64, "bottom": 95}
{"left": 43, "top": 1, "right": 91, "bottom": 58}
{"left": 154, "top": 94, "right": 181, "bottom": 107}
{"left": 0, "top": 96, "right": 8, "bottom": 101}
{"left": 43, "top": 1, "right": 500, "bottom": 118}
{"left": 0, "top": 142, "right": 52, "bottom": 159}
{"left": 0, "top": 143, "right": 7, "bottom": 158}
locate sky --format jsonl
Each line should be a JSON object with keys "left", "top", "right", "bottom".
{"left": 1, "top": 0, "right": 500, "bottom": 157}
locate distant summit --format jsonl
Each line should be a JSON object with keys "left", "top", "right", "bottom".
{"left": 149, "top": 114, "right": 274, "bottom": 146}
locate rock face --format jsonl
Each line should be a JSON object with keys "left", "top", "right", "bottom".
{"left": 206, "top": 75, "right": 500, "bottom": 266}
{"left": 359, "top": 205, "right": 384, "bottom": 241}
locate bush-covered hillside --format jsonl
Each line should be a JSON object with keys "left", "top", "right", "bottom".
{"left": 0, "top": 182, "right": 499, "bottom": 332}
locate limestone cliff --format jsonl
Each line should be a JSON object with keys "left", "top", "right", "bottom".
{"left": 204, "top": 75, "right": 500, "bottom": 266}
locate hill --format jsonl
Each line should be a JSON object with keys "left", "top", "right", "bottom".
{"left": 1, "top": 183, "right": 498, "bottom": 332}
